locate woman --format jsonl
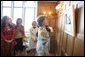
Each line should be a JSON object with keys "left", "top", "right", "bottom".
{"left": 14, "top": 18, "right": 25, "bottom": 56}
{"left": 1, "top": 16, "right": 16, "bottom": 56}
{"left": 29, "top": 21, "right": 38, "bottom": 50}
{"left": 36, "top": 15, "right": 50, "bottom": 56}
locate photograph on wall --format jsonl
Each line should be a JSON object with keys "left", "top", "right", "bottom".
{"left": 64, "top": 5, "right": 76, "bottom": 36}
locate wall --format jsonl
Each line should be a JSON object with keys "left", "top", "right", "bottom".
{"left": 56, "top": 1, "right": 84, "bottom": 56}
{"left": 37, "top": 1, "right": 84, "bottom": 56}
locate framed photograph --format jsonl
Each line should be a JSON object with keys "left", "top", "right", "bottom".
{"left": 64, "top": 5, "right": 76, "bottom": 36}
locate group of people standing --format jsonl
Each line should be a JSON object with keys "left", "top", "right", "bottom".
{"left": 1, "top": 15, "right": 53, "bottom": 56}
{"left": 1, "top": 16, "right": 25, "bottom": 56}
{"left": 29, "top": 15, "right": 52, "bottom": 56}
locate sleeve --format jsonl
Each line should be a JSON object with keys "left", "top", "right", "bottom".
{"left": 1, "top": 31, "right": 6, "bottom": 41}
{"left": 36, "top": 32, "right": 38, "bottom": 37}
{"left": 12, "top": 26, "right": 16, "bottom": 40}
{"left": 40, "top": 29, "right": 48, "bottom": 39}
{"left": 36, "top": 28, "right": 38, "bottom": 37}
{"left": 21, "top": 26, "right": 26, "bottom": 38}
{"left": 30, "top": 28, "right": 35, "bottom": 41}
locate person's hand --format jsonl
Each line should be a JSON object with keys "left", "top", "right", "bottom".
{"left": 7, "top": 40, "right": 12, "bottom": 43}
{"left": 5, "top": 40, "right": 12, "bottom": 45}
{"left": 34, "top": 38, "right": 37, "bottom": 42}
{"left": 32, "top": 38, "right": 36, "bottom": 42}
{"left": 5, "top": 40, "right": 9, "bottom": 43}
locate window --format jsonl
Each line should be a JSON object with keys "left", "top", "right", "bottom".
{"left": 24, "top": 1, "right": 36, "bottom": 7}
{"left": 13, "top": 8, "right": 22, "bottom": 24}
{"left": 3, "top": 8, "right": 11, "bottom": 17}
{"left": 14, "top": 1, "right": 23, "bottom": 7}
{"left": 25, "top": 8, "right": 35, "bottom": 32}
{"left": 1, "top": 1, "right": 37, "bottom": 36}
{"left": 3, "top": 1, "right": 11, "bottom": 7}
{"left": 1, "top": 1, "right": 3, "bottom": 18}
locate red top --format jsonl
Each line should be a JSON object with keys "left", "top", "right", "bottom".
{"left": 1, "top": 25, "right": 16, "bottom": 40}
{"left": 1, "top": 24, "right": 16, "bottom": 56}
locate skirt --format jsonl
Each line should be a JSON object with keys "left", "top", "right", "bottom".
{"left": 14, "top": 38, "right": 23, "bottom": 51}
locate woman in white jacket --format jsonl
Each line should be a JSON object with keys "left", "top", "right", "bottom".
{"left": 29, "top": 21, "right": 38, "bottom": 50}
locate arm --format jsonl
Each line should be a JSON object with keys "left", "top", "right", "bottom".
{"left": 40, "top": 29, "right": 49, "bottom": 39}
{"left": 7, "top": 27, "right": 16, "bottom": 43}
{"left": 1, "top": 31, "right": 8, "bottom": 42}
{"left": 10, "top": 27, "right": 16, "bottom": 42}
{"left": 22, "top": 26, "right": 26, "bottom": 38}
{"left": 22, "top": 26, "right": 26, "bottom": 42}
{"left": 30, "top": 28, "right": 36, "bottom": 41}
{"left": 1, "top": 31, "right": 5, "bottom": 41}
{"left": 36, "top": 32, "right": 38, "bottom": 37}
{"left": 1, "top": 31, "right": 11, "bottom": 43}
{"left": 19, "top": 26, "right": 26, "bottom": 41}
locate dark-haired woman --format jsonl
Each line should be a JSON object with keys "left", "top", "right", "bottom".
{"left": 1, "top": 16, "right": 16, "bottom": 56}
{"left": 14, "top": 18, "right": 25, "bottom": 56}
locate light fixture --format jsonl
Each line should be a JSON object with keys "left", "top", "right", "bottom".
{"left": 43, "top": 11, "right": 52, "bottom": 16}
{"left": 55, "top": 4, "right": 62, "bottom": 9}
{"left": 43, "top": 11, "right": 46, "bottom": 15}
{"left": 48, "top": 11, "right": 51, "bottom": 15}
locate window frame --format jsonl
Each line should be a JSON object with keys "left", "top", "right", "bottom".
{"left": 1, "top": 1, "right": 37, "bottom": 35}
